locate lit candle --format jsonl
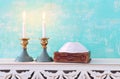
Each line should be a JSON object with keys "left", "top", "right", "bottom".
{"left": 42, "top": 12, "right": 46, "bottom": 38}
{"left": 22, "top": 11, "right": 26, "bottom": 38}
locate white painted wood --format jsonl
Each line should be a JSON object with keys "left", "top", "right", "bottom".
{"left": 0, "top": 58, "right": 120, "bottom": 79}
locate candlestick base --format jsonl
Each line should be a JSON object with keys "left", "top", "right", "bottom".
{"left": 36, "top": 48, "right": 53, "bottom": 62}
{"left": 15, "top": 48, "right": 33, "bottom": 62}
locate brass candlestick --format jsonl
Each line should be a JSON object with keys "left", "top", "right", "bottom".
{"left": 41, "top": 38, "right": 48, "bottom": 48}
{"left": 21, "top": 38, "right": 29, "bottom": 49}
{"left": 15, "top": 38, "right": 33, "bottom": 62}
{"left": 36, "top": 38, "right": 53, "bottom": 62}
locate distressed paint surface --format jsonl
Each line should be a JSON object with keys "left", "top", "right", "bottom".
{"left": 0, "top": 0, "right": 120, "bottom": 58}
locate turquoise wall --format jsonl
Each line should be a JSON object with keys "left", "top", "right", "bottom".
{"left": 0, "top": 0, "right": 120, "bottom": 58}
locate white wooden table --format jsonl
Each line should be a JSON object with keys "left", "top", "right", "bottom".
{"left": 0, "top": 58, "right": 120, "bottom": 79}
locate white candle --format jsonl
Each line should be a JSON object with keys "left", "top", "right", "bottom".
{"left": 42, "top": 12, "right": 46, "bottom": 38}
{"left": 22, "top": 11, "right": 26, "bottom": 38}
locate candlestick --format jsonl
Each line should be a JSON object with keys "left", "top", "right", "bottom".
{"left": 22, "top": 11, "right": 26, "bottom": 38}
{"left": 36, "top": 38, "right": 53, "bottom": 62}
{"left": 15, "top": 38, "right": 33, "bottom": 62}
{"left": 42, "top": 12, "right": 46, "bottom": 38}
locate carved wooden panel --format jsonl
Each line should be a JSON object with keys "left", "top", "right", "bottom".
{"left": 0, "top": 59, "right": 120, "bottom": 79}
{"left": 0, "top": 70, "right": 120, "bottom": 79}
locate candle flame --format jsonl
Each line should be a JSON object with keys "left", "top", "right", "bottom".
{"left": 42, "top": 12, "right": 46, "bottom": 20}
{"left": 23, "top": 11, "right": 26, "bottom": 23}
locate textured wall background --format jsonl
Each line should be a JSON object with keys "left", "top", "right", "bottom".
{"left": 0, "top": 0, "right": 120, "bottom": 58}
